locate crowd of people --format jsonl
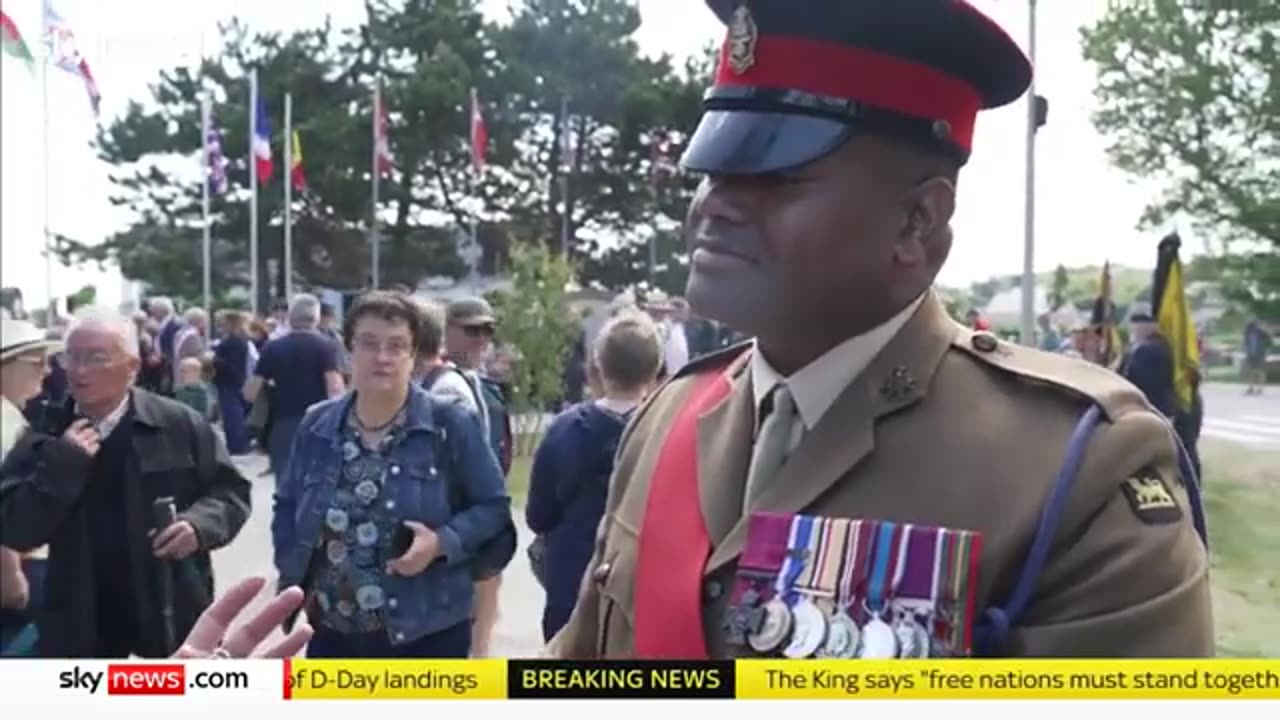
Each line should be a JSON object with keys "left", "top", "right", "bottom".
{"left": 0, "top": 279, "right": 742, "bottom": 660}
{"left": 0, "top": 286, "right": 540, "bottom": 659}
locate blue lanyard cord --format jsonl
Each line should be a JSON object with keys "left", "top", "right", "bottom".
{"left": 866, "top": 521, "right": 897, "bottom": 613}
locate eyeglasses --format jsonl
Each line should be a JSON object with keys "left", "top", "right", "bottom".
{"left": 63, "top": 350, "right": 116, "bottom": 369}
{"left": 463, "top": 324, "right": 495, "bottom": 338}
{"left": 353, "top": 337, "right": 413, "bottom": 358}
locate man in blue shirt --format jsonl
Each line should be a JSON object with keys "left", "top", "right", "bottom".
{"left": 244, "top": 294, "right": 346, "bottom": 483}
{"left": 1122, "top": 312, "right": 1177, "bottom": 418}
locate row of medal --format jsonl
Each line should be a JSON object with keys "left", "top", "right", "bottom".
{"left": 726, "top": 514, "right": 980, "bottom": 659}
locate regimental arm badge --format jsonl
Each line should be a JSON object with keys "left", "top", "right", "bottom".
{"left": 727, "top": 4, "right": 758, "bottom": 75}
{"left": 1120, "top": 469, "right": 1183, "bottom": 525}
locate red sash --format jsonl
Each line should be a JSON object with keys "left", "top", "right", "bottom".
{"left": 633, "top": 366, "right": 734, "bottom": 659}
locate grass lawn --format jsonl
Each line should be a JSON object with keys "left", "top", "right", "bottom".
{"left": 508, "top": 453, "right": 532, "bottom": 506}
{"left": 1200, "top": 439, "right": 1280, "bottom": 657}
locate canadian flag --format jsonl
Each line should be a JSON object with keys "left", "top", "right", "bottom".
{"left": 374, "top": 83, "right": 393, "bottom": 175}
{"left": 469, "top": 87, "right": 487, "bottom": 171}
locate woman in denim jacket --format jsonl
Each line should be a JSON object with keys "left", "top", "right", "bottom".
{"left": 272, "top": 292, "right": 512, "bottom": 658}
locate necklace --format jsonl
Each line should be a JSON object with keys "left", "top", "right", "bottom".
{"left": 354, "top": 411, "right": 398, "bottom": 434}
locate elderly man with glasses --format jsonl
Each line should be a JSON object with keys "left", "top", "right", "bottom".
{"left": 0, "top": 306, "right": 251, "bottom": 658}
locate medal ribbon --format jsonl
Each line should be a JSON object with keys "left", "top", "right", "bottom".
{"left": 940, "top": 529, "right": 959, "bottom": 651}
{"left": 794, "top": 517, "right": 826, "bottom": 592}
{"left": 927, "top": 528, "right": 947, "bottom": 639}
{"left": 887, "top": 523, "right": 913, "bottom": 605}
{"left": 836, "top": 519, "right": 863, "bottom": 610}
{"left": 775, "top": 514, "right": 816, "bottom": 606}
{"left": 948, "top": 531, "right": 973, "bottom": 651}
{"left": 865, "top": 521, "right": 899, "bottom": 615}
{"left": 810, "top": 518, "right": 848, "bottom": 602}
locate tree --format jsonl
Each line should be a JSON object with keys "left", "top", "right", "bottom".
{"left": 62, "top": 18, "right": 475, "bottom": 308}
{"left": 488, "top": 243, "right": 578, "bottom": 454}
{"left": 1050, "top": 264, "right": 1070, "bottom": 311}
{"left": 64, "top": 2, "right": 712, "bottom": 305}
{"left": 1081, "top": 3, "right": 1279, "bottom": 320}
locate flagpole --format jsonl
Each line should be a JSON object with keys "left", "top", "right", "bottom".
{"left": 470, "top": 86, "right": 481, "bottom": 290}
{"left": 201, "top": 95, "right": 212, "bottom": 311}
{"left": 371, "top": 81, "right": 380, "bottom": 290}
{"left": 559, "top": 95, "right": 570, "bottom": 258}
{"left": 249, "top": 68, "right": 260, "bottom": 315}
{"left": 40, "top": 0, "right": 54, "bottom": 323}
{"left": 1019, "top": 0, "right": 1038, "bottom": 345}
{"left": 283, "top": 92, "right": 293, "bottom": 300}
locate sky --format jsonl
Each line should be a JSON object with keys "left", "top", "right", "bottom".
{"left": 0, "top": 0, "right": 1187, "bottom": 309}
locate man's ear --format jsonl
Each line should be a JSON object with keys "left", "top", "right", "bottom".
{"left": 896, "top": 176, "right": 956, "bottom": 267}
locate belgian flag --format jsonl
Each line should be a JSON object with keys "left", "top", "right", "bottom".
{"left": 1152, "top": 233, "right": 1201, "bottom": 412}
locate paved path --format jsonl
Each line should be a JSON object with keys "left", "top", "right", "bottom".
{"left": 211, "top": 454, "right": 545, "bottom": 658}
{"left": 1200, "top": 382, "right": 1280, "bottom": 450}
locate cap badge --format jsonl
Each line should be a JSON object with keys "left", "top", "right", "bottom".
{"left": 727, "top": 5, "right": 758, "bottom": 75}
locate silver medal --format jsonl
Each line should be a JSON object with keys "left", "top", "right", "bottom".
{"left": 857, "top": 613, "right": 899, "bottom": 658}
{"left": 342, "top": 440, "right": 360, "bottom": 461}
{"left": 335, "top": 599, "right": 355, "bottom": 617}
{"left": 820, "top": 610, "right": 860, "bottom": 658}
{"left": 782, "top": 598, "right": 827, "bottom": 659}
{"left": 894, "top": 615, "right": 930, "bottom": 658}
{"left": 748, "top": 597, "right": 792, "bottom": 653}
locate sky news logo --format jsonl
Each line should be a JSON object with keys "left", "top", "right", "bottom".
{"left": 57, "top": 664, "right": 249, "bottom": 695}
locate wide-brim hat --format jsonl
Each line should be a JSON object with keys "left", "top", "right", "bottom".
{"left": 681, "top": 0, "right": 1033, "bottom": 175}
{"left": 1, "top": 317, "right": 60, "bottom": 363}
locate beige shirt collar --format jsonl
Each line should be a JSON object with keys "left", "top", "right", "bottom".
{"left": 751, "top": 292, "right": 927, "bottom": 429}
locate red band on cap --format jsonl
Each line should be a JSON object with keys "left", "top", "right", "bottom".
{"left": 716, "top": 35, "right": 982, "bottom": 152}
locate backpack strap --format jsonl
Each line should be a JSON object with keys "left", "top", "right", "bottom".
{"left": 973, "top": 405, "right": 1209, "bottom": 657}
{"left": 419, "top": 364, "right": 451, "bottom": 392}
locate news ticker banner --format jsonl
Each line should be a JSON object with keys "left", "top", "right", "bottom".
{"left": 3, "top": 659, "right": 1277, "bottom": 701}
{"left": 285, "top": 659, "right": 1278, "bottom": 700}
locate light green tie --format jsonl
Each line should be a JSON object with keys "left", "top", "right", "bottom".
{"left": 743, "top": 384, "right": 796, "bottom": 512}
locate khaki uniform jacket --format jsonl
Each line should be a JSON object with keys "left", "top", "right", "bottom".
{"left": 549, "top": 294, "right": 1213, "bottom": 658}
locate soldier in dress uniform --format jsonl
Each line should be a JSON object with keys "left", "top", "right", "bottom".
{"left": 549, "top": 0, "right": 1212, "bottom": 659}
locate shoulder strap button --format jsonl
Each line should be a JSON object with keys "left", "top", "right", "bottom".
{"left": 972, "top": 332, "right": 999, "bottom": 353}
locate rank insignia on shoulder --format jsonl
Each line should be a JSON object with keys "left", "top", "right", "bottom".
{"left": 1120, "top": 469, "right": 1182, "bottom": 525}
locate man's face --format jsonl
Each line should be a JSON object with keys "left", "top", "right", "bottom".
{"left": 447, "top": 322, "right": 494, "bottom": 367}
{"left": 349, "top": 315, "right": 415, "bottom": 395}
{"left": 65, "top": 325, "right": 138, "bottom": 409}
{"left": 1, "top": 350, "right": 49, "bottom": 406}
{"left": 684, "top": 136, "right": 946, "bottom": 338}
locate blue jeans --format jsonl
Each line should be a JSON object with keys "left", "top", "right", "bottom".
{"left": 306, "top": 621, "right": 470, "bottom": 658}
{"left": 268, "top": 414, "right": 303, "bottom": 481}
{"left": 217, "top": 385, "right": 249, "bottom": 454}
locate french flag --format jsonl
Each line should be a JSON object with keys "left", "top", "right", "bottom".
{"left": 253, "top": 96, "right": 273, "bottom": 181}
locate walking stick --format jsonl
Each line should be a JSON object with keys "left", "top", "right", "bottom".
{"left": 152, "top": 496, "right": 179, "bottom": 654}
